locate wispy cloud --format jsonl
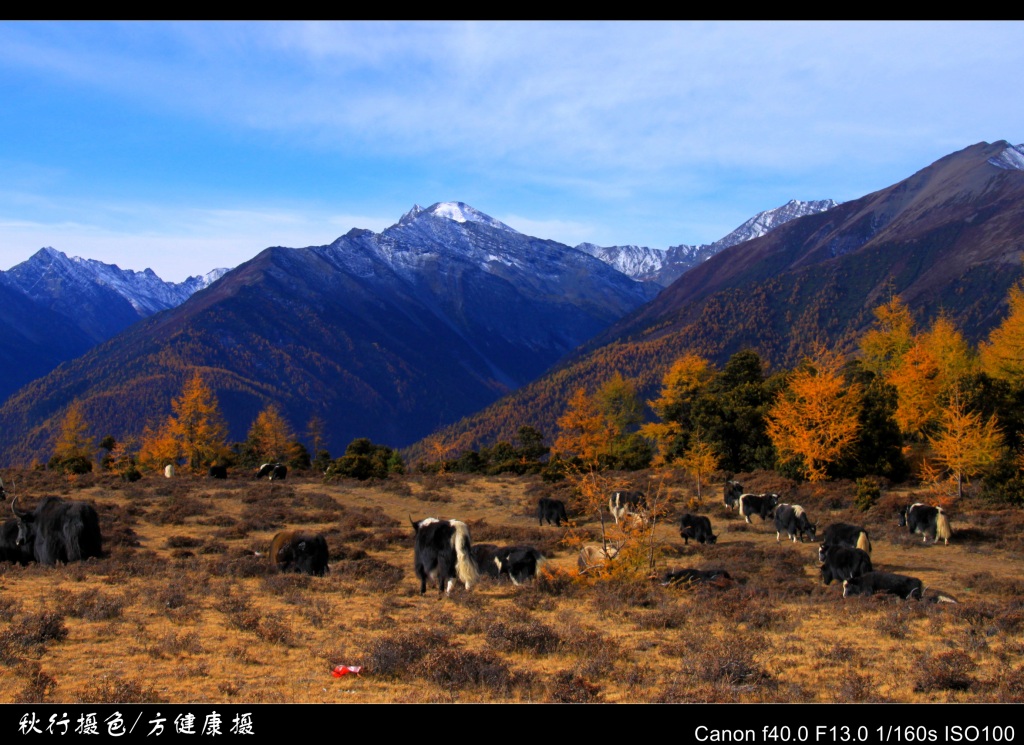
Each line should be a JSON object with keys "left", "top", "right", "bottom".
{"left": 0, "top": 21, "right": 1020, "bottom": 267}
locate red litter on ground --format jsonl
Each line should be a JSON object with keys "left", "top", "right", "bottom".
{"left": 332, "top": 665, "right": 363, "bottom": 678}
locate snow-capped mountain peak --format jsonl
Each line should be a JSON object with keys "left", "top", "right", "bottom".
{"left": 400, "top": 202, "right": 519, "bottom": 234}
{"left": 989, "top": 143, "right": 1024, "bottom": 171}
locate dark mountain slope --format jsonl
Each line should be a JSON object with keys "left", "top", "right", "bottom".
{"left": 422, "top": 141, "right": 1024, "bottom": 455}
{"left": 0, "top": 248, "right": 227, "bottom": 403}
{"left": 0, "top": 203, "right": 653, "bottom": 463}
{"left": 0, "top": 282, "right": 96, "bottom": 402}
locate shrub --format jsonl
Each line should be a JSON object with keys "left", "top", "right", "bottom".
{"left": 485, "top": 620, "right": 562, "bottom": 655}
{"left": 150, "top": 631, "right": 203, "bottom": 657}
{"left": 79, "top": 676, "right": 166, "bottom": 703}
{"left": 996, "top": 666, "right": 1024, "bottom": 702}
{"left": 535, "top": 566, "right": 579, "bottom": 597}
{"left": 149, "top": 495, "right": 209, "bottom": 525}
{"left": 548, "top": 669, "right": 603, "bottom": 703}
{"left": 0, "top": 596, "right": 22, "bottom": 622}
{"left": 166, "top": 535, "right": 203, "bottom": 549}
{"left": 331, "top": 557, "right": 404, "bottom": 591}
{"left": 415, "top": 647, "right": 514, "bottom": 695}
{"left": 216, "top": 595, "right": 262, "bottom": 633}
{"left": 16, "top": 663, "right": 58, "bottom": 702}
{"left": 854, "top": 477, "right": 881, "bottom": 512}
{"left": 914, "top": 651, "right": 977, "bottom": 692}
{"left": 0, "top": 612, "right": 68, "bottom": 649}
{"left": 367, "top": 630, "right": 449, "bottom": 679}
{"left": 689, "top": 636, "right": 771, "bottom": 687}
{"left": 57, "top": 590, "right": 124, "bottom": 621}
{"left": 255, "top": 613, "right": 297, "bottom": 647}
{"left": 876, "top": 607, "right": 910, "bottom": 639}
{"left": 325, "top": 439, "right": 404, "bottom": 481}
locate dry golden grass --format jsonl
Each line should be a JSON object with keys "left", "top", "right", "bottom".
{"left": 1, "top": 468, "right": 1023, "bottom": 703}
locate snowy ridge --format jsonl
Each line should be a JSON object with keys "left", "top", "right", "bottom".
{"left": 712, "top": 199, "right": 840, "bottom": 249}
{"left": 577, "top": 199, "right": 839, "bottom": 286}
{"left": 989, "top": 143, "right": 1024, "bottom": 171}
{"left": 4, "top": 247, "right": 229, "bottom": 316}
{"left": 576, "top": 243, "right": 666, "bottom": 278}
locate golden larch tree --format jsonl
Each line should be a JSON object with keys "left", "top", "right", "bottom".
{"left": 766, "top": 349, "right": 863, "bottom": 482}
{"left": 108, "top": 437, "right": 142, "bottom": 482}
{"left": 51, "top": 400, "right": 96, "bottom": 473}
{"left": 859, "top": 294, "right": 915, "bottom": 376}
{"left": 920, "top": 313, "right": 976, "bottom": 384}
{"left": 554, "top": 374, "right": 651, "bottom": 550}
{"left": 171, "top": 374, "right": 229, "bottom": 472}
{"left": 138, "top": 420, "right": 181, "bottom": 471}
{"left": 980, "top": 281, "right": 1024, "bottom": 384}
{"left": 642, "top": 352, "right": 715, "bottom": 463}
{"left": 888, "top": 314, "right": 976, "bottom": 439}
{"left": 247, "top": 404, "right": 294, "bottom": 464}
{"left": 888, "top": 342, "right": 942, "bottom": 438}
{"left": 554, "top": 374, "right": 646, "bottom": 471}
{"left": 554, "top": 386, "right": 612, "bottom": 468}
{"left": 139, "top": 373, "right": 229, "bottom": 474}
{"left": 676, "top": 436, "right": 721, "bottom": 503}
{"left": 306, "top": 415, "right": 326, "bottom": 457}
{"left": 927, "top": 394, "right": 1004, "bottom": 501}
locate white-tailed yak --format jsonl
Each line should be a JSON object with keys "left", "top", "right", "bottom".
{"left": 410, "top": 516, "right": 479, "bottom": 596}
{"left": 898, "top": 503, "right": 952, "bottom": 545}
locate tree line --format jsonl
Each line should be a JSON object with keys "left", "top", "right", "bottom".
{"left": 47, "top": 374, "right": 403, "bottom": 482}
{"left": 426, "top": 278, "right": 1024, "bottom": 507}
{"left": 42, "top": 276, "right": 1024, "bottom": 503}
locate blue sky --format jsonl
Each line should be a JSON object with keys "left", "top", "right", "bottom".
{"left": 0, "top": 21, "right": 1021, "bottom": 281}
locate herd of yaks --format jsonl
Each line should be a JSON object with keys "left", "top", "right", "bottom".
{"left": 0, "top": 473, "right": 959, "bottom": 605}
{"left": 708, "top": 480, "right": 957, "bottom": 602}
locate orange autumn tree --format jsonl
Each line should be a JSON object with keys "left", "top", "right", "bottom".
{"left": 553, "top": 373, "right": 648, "bottom": 474}
{"left": 927, "top": 393, "right": 1004, "bottom": 501}
{"left": 137, "top": 421, "right": 181, "bottom": 472}
{"left": 888, "top": 342, "right": 942, "bottom": 439}
{"left": 139, "top": 373, "right": 229, "bottom": 474}
{"left": 50, "top": 400, "right": 96, "bottom": 474}
{"left": 246, "top": 404, "right": 294, "bottom": 464}
{"left": 888, "top": 314, "right": 976, "bottom": 439}
{"left": 554, "top": 375, "right": 660, "bottom": 579}
{"left": 859, "top": 294, "right": 915, "bottom": 376}
{"left": 766, "top": 348, "right": 863, "bottom": 482}
{"left": 980, "top": 280, "right": 1024, "bottom": 385}
{"left": 641, "top": 352, "right": 715, "bottom": 465}
{"left": 675, "top": 436, "right": 721, "bottom": 503}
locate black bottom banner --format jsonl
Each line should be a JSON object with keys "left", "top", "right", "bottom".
{"left": 2, "top": 703, "right": 1021, "bottom": 740}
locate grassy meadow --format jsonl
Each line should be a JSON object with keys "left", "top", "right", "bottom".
{"left": 1, "top": 467, "right": 1023, "bottom": 703}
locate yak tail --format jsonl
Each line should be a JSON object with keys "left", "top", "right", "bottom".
{"left": 451, "top": 521, "right": 480, "bottom": 590}
{"left": 856, "top": 531, "right": 872, "bottom": 555}
{"left": 738, "top": 494, "right": 751, "bottom": 523}
{"left": 936, "top": 511, "right": 952, "bottom": 545}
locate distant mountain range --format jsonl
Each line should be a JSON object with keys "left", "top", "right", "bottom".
{"left": 577, "top": 199, "right": 839, "bottom": 286}
{"left": 421, "top": 140, "right": 1024, "bottom": 456}
{"left": 0, "top": 249, "right": 226, "bottom": 402}
{"left": 0, "top": 196, "right": 829, "bottom": 463}
{"left": 4, "top": 140, "right": 1017, "bottom": 466}
{"left": 0, "top": 203, "right": 652, "bottom": 461}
